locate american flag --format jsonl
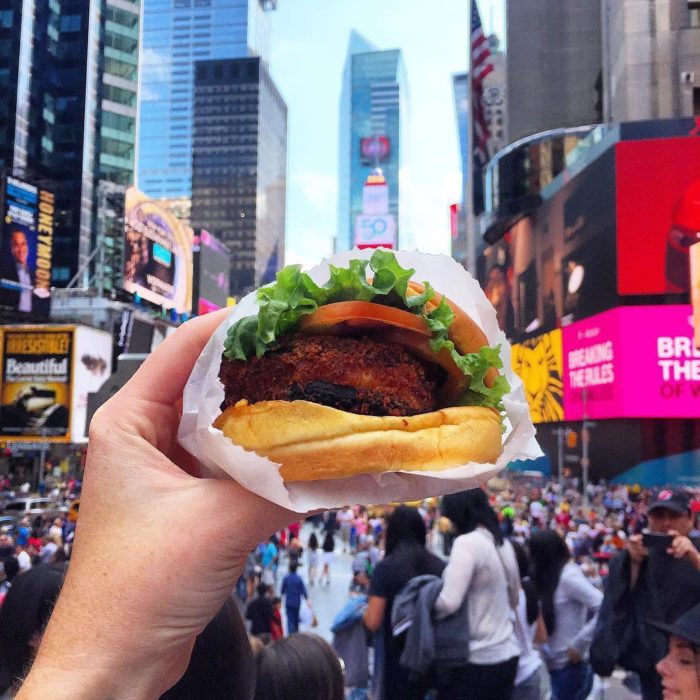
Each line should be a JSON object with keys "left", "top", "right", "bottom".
{"left": 471, "top": 0, "right": 493, "bottom": 168}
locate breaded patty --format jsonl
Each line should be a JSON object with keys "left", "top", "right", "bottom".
{"left": 219, "top": 333, "right": 444, "bottom": 416}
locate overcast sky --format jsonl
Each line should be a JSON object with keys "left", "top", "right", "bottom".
{"left": 269, "top": 0, "right": 504, "bottom": 268}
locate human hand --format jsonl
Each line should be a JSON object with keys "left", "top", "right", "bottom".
{"left": 667, "top": 530, "right": 700, "bottom": 569}
{"left": 627, "top": 533, "right": 648, "bottom": 566}
{"left": 19, "top": 311, "right": 299, "bottom": 699}
{"left": 567, "top": 647, "right": 583, "bottom": 665}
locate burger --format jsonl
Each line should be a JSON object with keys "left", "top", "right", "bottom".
{"left": 214, "top": 250, "right": 510, "bottom": 482}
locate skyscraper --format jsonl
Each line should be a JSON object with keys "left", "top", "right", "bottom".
{"left": 137, "top": 0, "right": 274, "bottom": 199}
{"left": 191, "top": 56, "right": 287, "bottom": 298}
{"left": 505, "top": 0, "right": 602, "bottom": 142}
{"left": 601, "top": 0, "right": 700, "bottom": 122}
{"left": 0, "top": 0, "right": 140, "bottom": 286}
{"left": 337, "top": 31, "right": 409, "bottom": 253}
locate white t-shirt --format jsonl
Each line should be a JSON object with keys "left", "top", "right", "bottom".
{"left": 17, "top": 549, "right": 31, "bottom": 572}
{"left": 434, "top": 527, "right": 521, "bottom": 665}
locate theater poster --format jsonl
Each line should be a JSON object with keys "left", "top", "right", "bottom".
{"left": 0, "top": 327, "right": 72, "bottom": 441}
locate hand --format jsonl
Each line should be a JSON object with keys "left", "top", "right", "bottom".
{"left": 19, "top": 311, "right": 299, "bottom": 699}
{"left": 627, "top": 533, "right": 649, "bottom": 566}
{"left": 667, "top": 530, "right": 700, "bottom": 569}
{"left": 567, "top": 647, "right": 583, "bottom": 665}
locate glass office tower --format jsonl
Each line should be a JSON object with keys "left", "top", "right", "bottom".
{"left": 191, "top": 56, "right": 286, "bottom": 299}
{"left": 0, "top": 0, "right": 140, "bottom": 285}
{"left": 137, "top": 0, "right": 272, "bottom": 199}
{"left": 337, "top": 31, "right": 409, "bottom": 252}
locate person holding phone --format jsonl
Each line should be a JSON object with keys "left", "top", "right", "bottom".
{"left": 593, "top": 489, "right": 700, "bottom": 700}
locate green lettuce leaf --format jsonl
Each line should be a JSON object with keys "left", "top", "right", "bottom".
{"left": 223, "top": 250, "right": 510, "bottom": 413}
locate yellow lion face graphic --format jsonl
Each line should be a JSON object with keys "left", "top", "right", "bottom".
{"left": 512, "top": 330, "right": 564, "bottom": 423}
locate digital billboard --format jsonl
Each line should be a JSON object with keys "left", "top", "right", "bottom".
{"left": 0, "top": 176, "right": 54, "bottom": 316}
{"left": 360, "top": 136, "right": 390, "bottom": 165}
{"left": 511, "top": 329, "right": 564, "bottom": 423}
{"left": 562, "top": 306, "right": 699, "bottom": 420}
{"left": 123, "top": 187, "right": 193, "bottom": 314}
{"left": 0, "top": 328, "right": 72, "bottom": 441}
{"left": 616, "top": 137, "right": 700, "bottom": 295}
{"left": 193, "top": 230, "right": 230, "bottom": 315}
{"left": 480, "top": 148, "right": 617, "bottom": 341}
{"left": 354, "top": 214, "right": 396, "bottom": 249}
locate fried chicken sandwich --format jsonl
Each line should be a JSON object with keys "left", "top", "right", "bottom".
{"left": 214, "top": 251, "right": 510, "bottom": 482}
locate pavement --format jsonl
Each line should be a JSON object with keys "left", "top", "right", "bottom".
{"left": 273, "top": 525, "right": 640, "bottom": 700}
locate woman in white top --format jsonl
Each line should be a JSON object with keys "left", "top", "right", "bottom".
{"left": 434, "top": 489, "right": 521, "bottom": 700}
{"left": 529, "top": 530, "right": 603, "bottom": 700}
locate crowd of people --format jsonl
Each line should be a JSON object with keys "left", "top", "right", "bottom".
{"left": 211, "top": 476, "right": 700, "bottom": 700}
{"left": 0, "top": 314, "right": 698, "bottom": 699}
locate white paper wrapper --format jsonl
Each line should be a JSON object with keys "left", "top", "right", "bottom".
{"left": 178, "top": 249, "right": 542, "bottom": 511}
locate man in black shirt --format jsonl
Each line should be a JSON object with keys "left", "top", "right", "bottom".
{"left": 245, "top": 583, "right": 275, "bottom": 638}
{"left": 594, "top": 489, "right": 700, "bottom": 700}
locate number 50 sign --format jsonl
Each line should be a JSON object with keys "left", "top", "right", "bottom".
{"left": 354, "top": 214, "right": 396, "bottom": 249}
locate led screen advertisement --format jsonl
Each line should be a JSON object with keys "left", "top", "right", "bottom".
{"left": 562, "top": 306, "right": 699, "bottom": 420}
{"left": 360, "top": 136, "right": 390, "bottom": 165}
{"left": 616, "top": 137, "right": 700, "bottom": 295}
{"left": 0, "top": 176, "right": 54, "bottom": 316}
{"left": 193, "top": 230, "right": 230, "bottom": 315}
{"left": 511, "top": 329, "right": 564, "bottom": 423}
{"left": 123, "top": 187, "right": 193, "bottom": 314}
{"left": 481, "top": 149, "right": 617, "bottom": 341}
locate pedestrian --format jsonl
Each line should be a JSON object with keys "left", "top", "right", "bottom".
{"left": 0, "top": 565, "right": 65, "bottom": 695}
{"left": 253, "top": 633, "right": 344, "bottom": 700}
{"left": 321, "top": 530, "right": 335, "bottom": 586}
{"left": 260, "top": 536, "right": 278, "bottom": 587}
{"left": 510, "top": 542, "right": 551, "bottom": 700}
{"left": 363, "top": 505, "right": 445, "bottom": 700}
{"left": 0, "top": 556, "right": 19, "bottom": 607}
{"left": 307, "top": 532, "right": 319, "bottom": 586}
{"left": 591, "top": 488, "right": 700, "bottom": 700}
{"left": 651, "top": 602, "right": 700, "bottom": 700}
{"left": 281, "top": 563, "right": 308, "bottom": 635}
{"left": 529, "top": 529, "right": 602, "bottom": 700}
{"left": 433, "top": 489, "right": 521, "bottom": 700}
{"left": 245, "top": 583, "right": 275, "bottom": 641}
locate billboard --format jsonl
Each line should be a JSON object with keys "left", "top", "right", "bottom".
{"left": 0, "top": 328, "right": 72, "bottom": 441}
{"left": 193, "top": 230, "right": 230, "bottom": 315}
{"left": 123, "top": 187, "right": 193, "bottom": 314}
{"left": 616, "top": 137, "right": 700, "bottom": 295}
{"left": 0, "top": 176, "right": 54, "bottom": 315}
{"left": 480, "top": 148, "right": 617, "bottom": 341}
{"left": 354, "top": 214, "right": 396, "bottom": 250}
{"left": 71, "top": 326, "right": 112, "bottom": 442}
{"left": 0, "top": 326, "right": 112, "bottom": 442}
{"left": 511, "top": 329, "right": 564, "bottom": 423}
{"left": 360, "top": 136, "right": 390, "bottom": 165}
{"left": 562, "top": 306, "right": 699, "bottom": 420}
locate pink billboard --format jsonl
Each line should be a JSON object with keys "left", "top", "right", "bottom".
{"left": 563, "top": 305, "right": 700, "bottom": 420}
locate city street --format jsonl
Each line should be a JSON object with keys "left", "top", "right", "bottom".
{"left": 275, "top": 526, "right": 641, "bottom": 700}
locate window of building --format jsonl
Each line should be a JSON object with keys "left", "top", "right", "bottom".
{"left": 214, "top": 64, "right": 223, "bottom": 79}
{"left": 59, "top": 14, "right": 81, "bottom": 31}
{"left": 0, "top": 10, "right": 13, "bottom": 28}
{"left": 52, "top": 267, "right": 71, "bottom": 282}
{"left": 694, "top": 87, "right": 700, "bottom": 116}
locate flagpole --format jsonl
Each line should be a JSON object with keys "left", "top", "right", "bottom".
{"left": 465, "top": 0, "right": 476, "bottom": 276}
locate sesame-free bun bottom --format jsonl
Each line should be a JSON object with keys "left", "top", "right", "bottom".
{"left": 213, "top": 400, "right": 503, "bottom": 482}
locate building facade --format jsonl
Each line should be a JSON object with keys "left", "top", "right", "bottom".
{"left": 505, "top": 0, "right": 603, "bottom": 143}
{"left": 191, "top": 56, "right": 287, "bottom": 299}
{"left": 602, "top": 0, "right": 700, "bottom": 122}
{"left": 337, "top": 31, "right": 409, "bottom": 252}
{"left": 137, "top": 0, "right": 273, "bottom": 199}
{"left": 0, "top": 0, "right": 140, "bottom": 286}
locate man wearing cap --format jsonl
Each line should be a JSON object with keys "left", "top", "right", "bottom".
{"left": 593, "top": 489, "right": 700, "bottom": 700}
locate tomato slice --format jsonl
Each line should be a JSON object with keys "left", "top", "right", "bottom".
{"left": 298, "top": 301, "right": 430, "bottom": 337}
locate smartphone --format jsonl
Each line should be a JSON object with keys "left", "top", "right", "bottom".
{"left": 642, "top": 531, "right": 674, "bottom": 549}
